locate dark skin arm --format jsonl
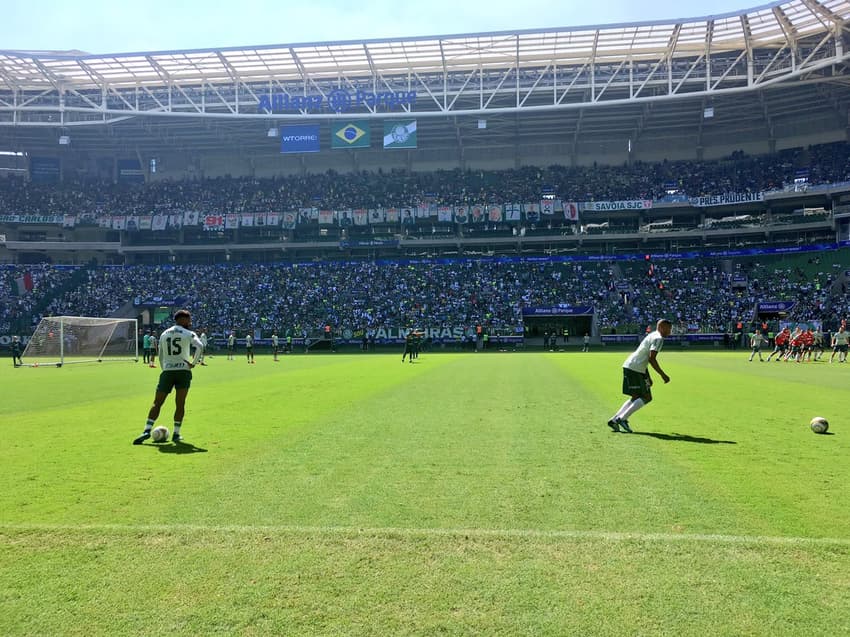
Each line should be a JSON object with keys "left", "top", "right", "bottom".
{"left": 648, "top": 350, "right": 670, "bottom": 383}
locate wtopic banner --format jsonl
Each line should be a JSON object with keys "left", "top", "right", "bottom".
{"left": 280, "top": 125, "right": 320, "bottom": 153}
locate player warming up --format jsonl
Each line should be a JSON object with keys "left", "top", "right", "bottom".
{"left": 133, "top": 310, "right": 204, "bottom": 445}
{"left": 245, "top": 332, "right": 255, "bottom": 364}
{"left": 607, "top": 319, "right": 672, "bottom": 433}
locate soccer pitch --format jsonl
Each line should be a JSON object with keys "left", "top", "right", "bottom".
{"left": 2, "top": 351, "right": 849, "bottom": 636}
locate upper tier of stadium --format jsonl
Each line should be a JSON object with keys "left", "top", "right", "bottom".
{"left": 1, "top": 1, "right": 849, "bottom": 161}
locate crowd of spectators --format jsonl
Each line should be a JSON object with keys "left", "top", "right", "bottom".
{"left": 3, "top": 255, "right": 838, "bottom": 339}
{"left": 0, "top": 265, "right": 76, "bottom": 334}
{"left": 602, "top": 258, "right": 835, "bottom": 334}
{"left": 1, "top": 142, "right": 849, "bottom": 218}
{"left": 41, "top": 261, "right": 612, "bottom": 336}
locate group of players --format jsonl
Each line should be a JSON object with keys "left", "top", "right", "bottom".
{"left": 402, "top": 330, "right": 425, "bottom": 363}
{"left": 224, "top": 332, "right": 300, "bottom": 362}
{"left": 749, "top": 323, "right": 849, "bottom": 363}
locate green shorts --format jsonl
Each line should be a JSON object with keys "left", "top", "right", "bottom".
{"left": 156, "top": 370, "right": 192, "bottom": 394}
{"left": 622, "top": 368, "right": 651, "bottom": 397}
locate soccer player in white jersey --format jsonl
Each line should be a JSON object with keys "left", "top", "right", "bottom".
{"left": 133, "top": 310, "right": 204, "bottom": 445}
{"left": 271, "top": 331, "right": 279, "bottom": 362}
{"left": 607, "top": 319, "right": 672, "bottom": 433}
{"left": 830, "top": 325, "right": 849, "bottom": 363}
{"left": 749, "top": 329, "right": 767, "bottom": 362}
{"left": 227, "top": 332, "right": 235, "bottom": 360}
{"left": 245, "top": 332, "right": 255, "bottom": 364}
{"left": 148, "top": 332, "right": 158, "bottom": 368}
{"left": 198, "top": 330, "right": 208, "bottom": 365}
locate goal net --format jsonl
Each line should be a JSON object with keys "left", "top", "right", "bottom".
{"left": 21, "top": 316, "right": 138, "bottom": 367}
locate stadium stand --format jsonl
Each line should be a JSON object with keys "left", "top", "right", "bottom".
{"left": 3, "top": 253, "right": 846, "bottom": 343}
{"left": 1, "top": 142, "right": 849, "bottom": 219}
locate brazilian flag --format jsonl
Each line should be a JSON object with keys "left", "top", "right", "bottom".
{"left": 332, "top": 121, "right": 370, "bottom": 149}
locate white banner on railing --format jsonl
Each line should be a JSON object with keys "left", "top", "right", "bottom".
{"left": 582, "top": 200, "right": 653, "bottom": 212}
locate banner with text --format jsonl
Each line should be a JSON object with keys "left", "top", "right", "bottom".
{"left": 280, "top": 125, "right": 320, "bottom": 153}
{"left": 581, "top": 200, "right": 653, "bottom": 212}
{"left": 690, "top": 192, "right": 765, "bottom": 207}
{"left": 0, "top": 214, "right": 64, "bottom": 225}
{"left": 522, "top": 305, "right": 595, "bottom": 316}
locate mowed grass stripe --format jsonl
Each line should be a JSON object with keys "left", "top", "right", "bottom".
{"left": 1, "top": 354, "right": 457, "bottom": 525}
{"left": 555, "top": 352, "right": 850, "bottom": 538}
{"left": 4, "top": 522, "right": 850, "bottom": 545}
{"left": 150, "top": 353, "right": 779, "bottom": 536}
{"left": 2, "top": 527, "right": 849, "bottom": 636}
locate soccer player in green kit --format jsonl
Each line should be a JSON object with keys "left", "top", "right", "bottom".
{"left": 608, "top": 319, "right": 672, "bottom": 433}
{"left": 133, "top": 310, "right": 204, "bottom": 444}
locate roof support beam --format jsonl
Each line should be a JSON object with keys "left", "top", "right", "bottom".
{"left": 772, "top": 5, "right": 798, "bottom": 50}
{"left": 801, "top": 0, "right": 846, "bottom": 30}
{"left": 740, "top": 14, "right": 754, "bottom": 85}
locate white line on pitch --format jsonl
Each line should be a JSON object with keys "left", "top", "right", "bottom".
{"left": 2, "top": 523, "right": 850, "bottom": 546}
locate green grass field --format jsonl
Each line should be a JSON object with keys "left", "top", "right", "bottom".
{"left": 2, "top": 350, "right": 850, "bottom": 636}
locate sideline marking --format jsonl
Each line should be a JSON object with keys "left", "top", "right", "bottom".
{"left": 2, "top": 523, "right": 850, "bottom": 546}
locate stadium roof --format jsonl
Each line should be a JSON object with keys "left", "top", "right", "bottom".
{"left": 0, "top": 0, "right": 848, "bottom": 158}
{"left": 0, "top": 0, "right": 848, "bottom": 91}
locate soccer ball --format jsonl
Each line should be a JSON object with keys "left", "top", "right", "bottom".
{"left": 810, "top": 417, "right": 829, "bottom": 434}
{"left": 151, "top": 426, "right": 170, "bottom": 442}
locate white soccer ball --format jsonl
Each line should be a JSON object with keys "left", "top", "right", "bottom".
{"left": 810, "top": 417, "right": 829, "bottom": 434}
{"left": 151, "top": 426, "right": 170, "bottom": 442}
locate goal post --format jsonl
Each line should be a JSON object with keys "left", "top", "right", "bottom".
{"left": 20, "top": 316, "right": 138, "bottom": 367}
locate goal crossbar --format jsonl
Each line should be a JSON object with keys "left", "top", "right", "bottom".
{"left": 20, "top": 316, "right": 138, "bottom": 367}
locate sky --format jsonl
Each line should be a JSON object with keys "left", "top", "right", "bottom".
{"left": 0, "top": 0, "right": 767, "bottom": 54}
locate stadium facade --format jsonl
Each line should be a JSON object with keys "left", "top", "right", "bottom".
{"left": 0, "top": 0, "right": 850, "bottom": 265}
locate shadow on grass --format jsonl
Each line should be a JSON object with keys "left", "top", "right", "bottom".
{"left": 152, "top": 441, "right": 208, "bottom": 454}
{"left": 630, "top": 431, "right": 737, "bottom": 445}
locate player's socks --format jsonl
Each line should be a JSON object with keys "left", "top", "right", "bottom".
{"left": 613, "top": 398, "right": 632, "bottom": 420}
{"left": 172, "top": 423, "right": 182, "bottom": 442}
{"left": 133, "top": 420, "right": 154, "bottom": 445}
{"left": 621, "top": 398, "right": 646, "bottom": 420}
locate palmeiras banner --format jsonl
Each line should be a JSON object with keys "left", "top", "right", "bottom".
{"left": 383, "top": 121, "right": 417, "bottom": 149}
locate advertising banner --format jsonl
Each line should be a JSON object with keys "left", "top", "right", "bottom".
{"left": 280, "top": 125, "right": 321, "bottom": 153}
